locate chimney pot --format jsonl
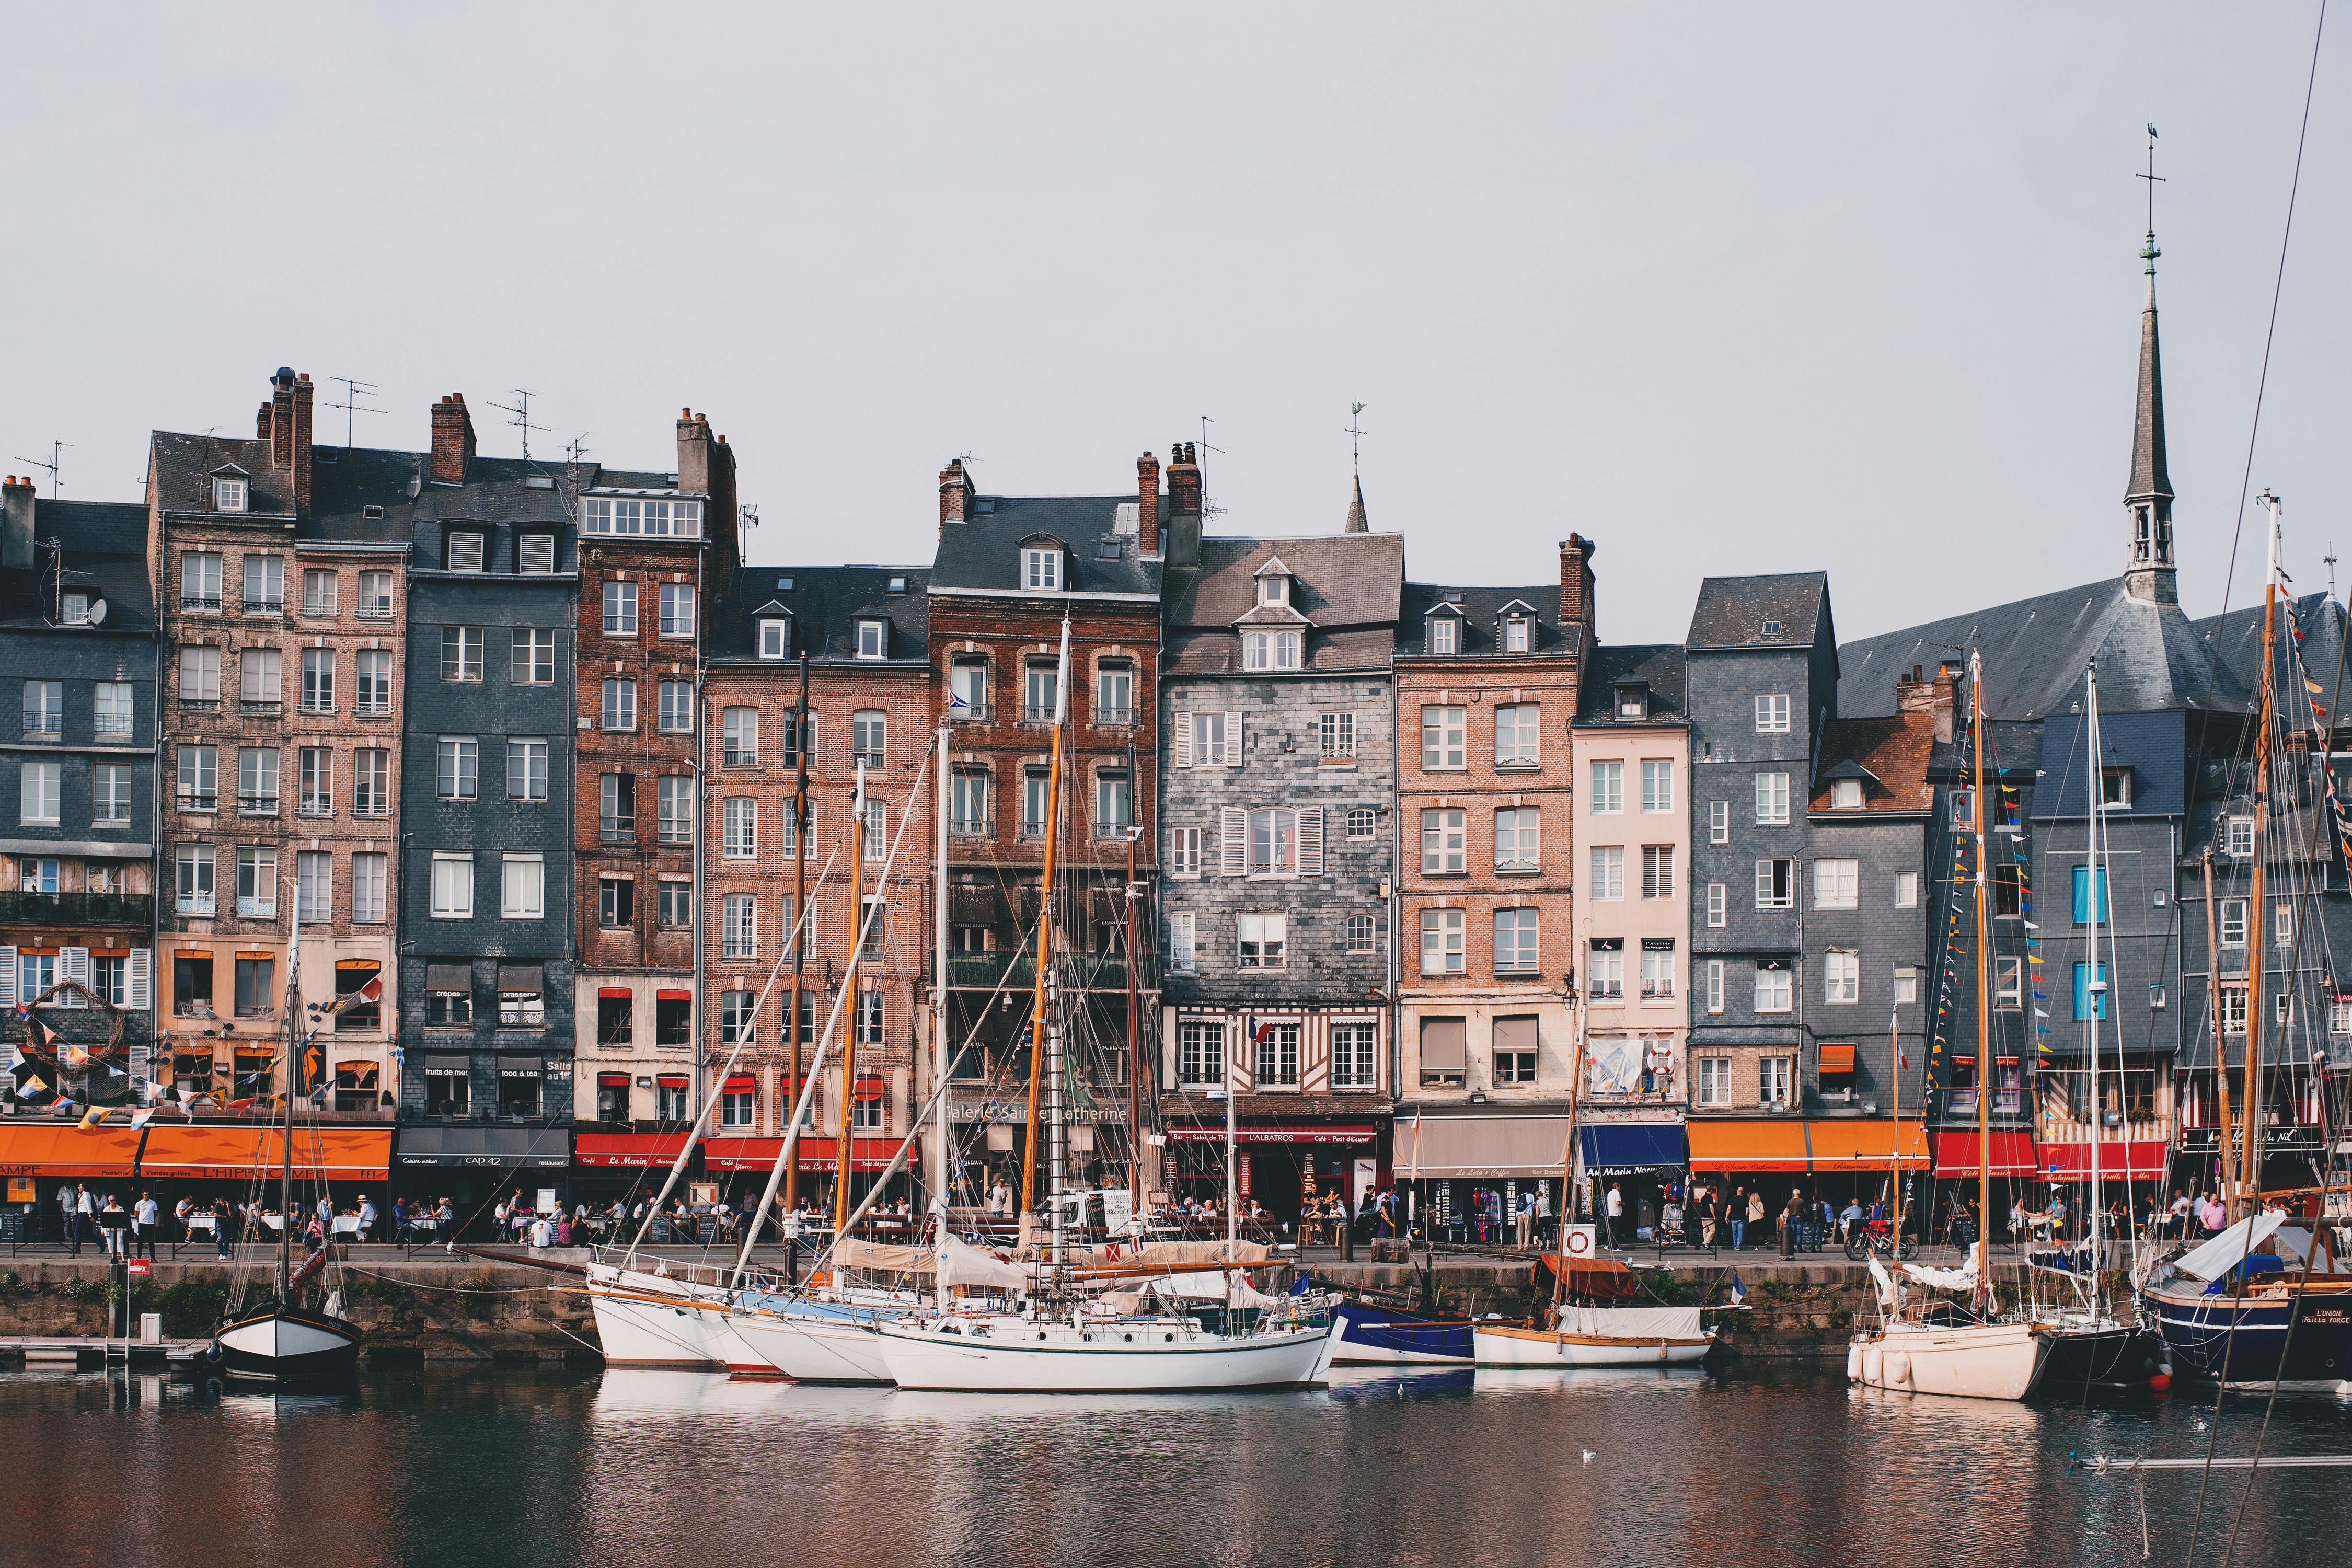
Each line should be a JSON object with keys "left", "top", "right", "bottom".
{"left": 430, "top": 392, "right": 477, "bottom": 484}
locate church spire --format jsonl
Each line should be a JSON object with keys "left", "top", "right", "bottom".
{"left": 1344, "top": 473, "right": 1369, "bottom": 533}
{"left": 1342, "top": 400, "right": 1369, "bottom": 533}
{"left": 2124, "top": 126, "right": 2176, "bottom": 605}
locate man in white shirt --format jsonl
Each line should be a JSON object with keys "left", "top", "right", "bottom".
{"left": 61, "top": 1184, "right": 80, "bottom": 1255}
{"left": 76, "top": 1185, "right": 96, "bottom": 1254}
{"left": 1605, "top": 1182, "right": 1626, "bottom": 1251}
{"left": 356, "top": 1195, "right": 378, "bottom": 1243}
{"left": 133, "top": 1191, "right": 160, "bottom": 1259}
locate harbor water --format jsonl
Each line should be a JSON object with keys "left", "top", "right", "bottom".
{"left": 7, "top": 1363, "right": 2350, "bottom": 1566}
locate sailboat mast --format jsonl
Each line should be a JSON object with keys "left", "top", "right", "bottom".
{"left": 833, "top": 762, "right": 867, "bottom": 1232}
{"left": 786, "top": 652, "right": 810, "bottom": 1213}
{"left": 2241, "top": 497, "right": 2280, "bottom": 1218}
{"left": 2200, "top": 850, "right": 2233, "bottom": 1216}
{"left": 1020, "top": 614, "right": 1073, "bottom": 1220}
{"left": 1125, "top": 757, "right": 1142, "bottom": 1213}
{"left": 278, "top": 874, "right": 300, "bottom": 1300}
{"left": 932, "top": 722, "right": 950, "bottom": 1266}
{"left": 2084, "top": 664, "right": 2106, "bottom": 1282}
{"left": 1971, "top": 650, "right": 1992, "bottom": 1297}
{"left": 1553, "top": 1019, "right": 1588, "bottom": 1321}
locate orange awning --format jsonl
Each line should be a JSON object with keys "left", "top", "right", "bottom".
{"left": 1817, "top": 1044, "right": 1857, "bottom": 1074}
{"left": 1807, "top": 1119, "right": 1929, "bottom": 1172}
{"left": 137, "top": 1124, "right": 391, "bottom": 1182}
{"left": 0, "top": 1123, "right": 145, "bottom": 1180}
{"left": 1686, "top": 1119, "right": 1811, "bottom": 1173}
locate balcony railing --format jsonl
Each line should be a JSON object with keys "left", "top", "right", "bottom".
{"left": 1020, "top": 818, "right": 1047, "bottom": 838}
{"left": 354, "top": 797, "right": 389, "bottom": 818}
{"left": 1022, "top": 704, "right": 1056, "bottom": 724}
{"left": 950, "top": 817, "right": 991, "bottom": 837}
{"left": 952, "top": 704, "right": 993, "bottom": 723}
{"left": 241, "top": 596, "right": 284, "bottom": 616}
{"left": 21, "top": 719, "right": 60, "bottom": 741}
{"left": 298, "top": 798, "right": 333, "bottom": 818}
{"left": 302, "top": 597, "right": 338, "bottom": 618}
{"left": 239, "top": 793, "right": 280, "bottom": 816}
{"left": 1094, "top": 707, "right": 1135, "bottom": 727}
{"left": 358, "top": 601, "right": 394, "bottom": 620}
{"left": 176, "top": 894, "right": 216, "bottom": 916}
{"left": 722, "top": 748, "right": 757, "bottom": 767}
{"left": 1093, "top": 820, "right": 1134, "bottom": 840}
{"left": 241, "top": 698, "right": 281, "bottom": 717}
{"left": 179, "top": 697, "right": 220, "bottom": 712}
{"left": 94, "top": 721, "right": 133, "bottom": 742}
{"left": 236, "top": 896, "right": 277, "bottom": 917}
{"left": 181, "top": 594, "right": 222, "bottom": 613}
{"left": 0, "top": 891, "right": 154, "bottom": 926}
{"left": 177, "top": 791, "right": 217, "bottom": 812}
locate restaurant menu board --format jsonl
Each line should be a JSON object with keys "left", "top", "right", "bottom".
{"left": 0, "top": 1212, "right": 26, "bottom": 1246}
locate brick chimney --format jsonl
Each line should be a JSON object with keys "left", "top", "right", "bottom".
{"left": 289, "top": 373, "right": 314, "bottom": 510}
{"left": 939, "top": 458, "right": 974, "bottom": 526}
{"left": 430, "top": 394, "right": 476, "bottom": 485}
{"left": 1167, "top": 441, "right": 1201, "bottom": 516}
{"left": 2, "top": 474, "right": 34, "bottom": 571}
{"left": 1559, "top": 534, "right": 1597, "bottom": 635}
{"left": 1136, "top": 451, "right": 1160, "bottom": 557}
{"left": 269, "top": 368, "right": 297, "bottom": 471}
{"left": 677, "top": 407, "right": 712, "bottom": 497}
{"left": 1895, "top": 661, "right": 1959, "bottom": 743}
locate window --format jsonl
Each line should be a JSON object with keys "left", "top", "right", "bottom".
{"left": 2100, "top": 767, "right": 2132, "bottom": 809}
{"left": 1097, "top": 663, "right": 1134, "bottom": 723}
{"left": 358, "top": 571, "right": 394, "bottom": 618}
{"left": 721, "top": 895, "right": 756, "bottom": 959}
{"left": 1494, "top": 908, "right": 1539, "bottom": 974}
{"left": 1022, "top": 547, "right": 1063, "bottom": 591}
{"left": 2277, "top": 899, "right": 2295, "bottom": 947}
{"left": 1023, "top": 662, "right": 1058, "bottom": 722}
{"left": 1420, "top": 908, "right": 1465, "bottom": 974}
{"left": 851, "top": 710, "right": 886, "bottom": 765}
{"left": 1756, "top": 858, "right": 1794, "bottom": 909}
{"left": 516, "top": 534, "right": 555, "bottom": 574}
{"left": 1347, "top": 806, "right": 1376, "bottom": 840}
{"left": 717, "top": 989, "right": 756, "bottom": 1047}
{"left": 1704, "top": 959, "right": 1725, "bottom": 1014}
{"left": 294, "top": 647, "right": 333, "bottom": 713}
{"left": 19, "top": 857, "right": 55, "bottom": 894}
{"left": 1813, "top": 858, "right": 1858, "bottom": 909}
{"left": 239, "top": 648, "right": 281, "bottom": 711}
{"left": 1427, "top": 616, "right": 1458, "bottom": 655}
{"left": 1421, "top": 809, "right": 1466, "bottom": 873}
{"left": 1755, "top": 694, "right": 1791, "bottom": 733}
{"left": 348, "top": 748, "right": 387, "bottom": 817}
{"left": 21, "top": 681, "right": 60, "bottom": 738}
{"left": 17, "top": 760, "right": 57, "bottom": 825}
{"left": 1503, "top": 615, "right": 1531, "bottom": 654}
{"left": 859, "top": 798, "right": 886, "bottom": 861}
{"left": 510, "top": 629, "right": 554, "bottom": 685}
{"left": 1169, "top": 910, "right": 1197, "bottom": 974}
{"left": 1995, "top": 956, "right": 2022, "bottom": 1008}
{"left": 340, "top": 649, "right": 388, "bottom": 719}
{"left": 722, "top": 798, "right": 758, "bottom": 859}
{"left": 235, "top": 845, "right": 277, "bottom": 916}
{"left": 1345, "top": 914, "right": 1376, "bottom": 954}
{"left": 234, "top": 956, "right": 275, "bottom": 1018}
{"left": 441, "top": 627, "right": 483, "bottom": 682}
{"left": 2334, "top": 997, "right": 2352, "bottom": 1037}
{"left": 180, "top": 552, "right": 223, "bottom": 610}
{"left": 721, "top": 707, "right": 758, "bottom": 766}
{"left": 1754, "top": 962, "right": 1793, "bottom": 1013}
{"left": 1333, "top": 1023, "right": 1376, "bottom": 1088}
{"left": 241, "top": 556, "right": 284, "bottom": 613}
{"left": 604, "top": 878, "right": 641, "bottom": 931}
{"left": 2226, "top": 816, "right": 2254, "bottom": 858}
{"left": 2218, "top": 984, "right": 2247, "bottom": 1035}
{"left": 2072, "top": 962, "right": 2109, "bottom": 1021}
{"left": 658, "top": 880, "right": 690, "bottom": 928}
{"left": 1949, "top": 789, "right": 1975, "bottom": 828}
{"left": 714, "top": 1078, "right": 754, "bottom": 1130}
{"left": 1641, "top": 942, "right": 1676, "bottom": 999}
{"left": 1696, "top": 1057, "right": 1733, "bottom": 1108}
{"left": 1706, "top": 882, "right": 1726, "bottom": 927}
{"left": 212, "top": 475, "right": 246, "bottom": 513}
{"left": 658, "top": 583, "right": 696, "bottom": 639}
{"left": 1709, "top": 800, "right": 1728, "bottom": 844}
{"left": 1994, "top": 864, "right": 2023, "bottom": 918}
{"left": 595, "top": 773, "right": 637, "bottom": 843}
{"left": 1755, "top": 771, "right": 1790, "bottom": 824}
{"left": 603, "top": 581, "right": 639, "bottom": 636}
{"left": 295, "top": 850, "right": 332, "bottom": 921}
{"left": 602, "top": 678, "right": 637, "bottom": 731}
{"left": 1824, "top": 950, "right": 1859, "bottom": 1004}
{"left": 1641, "top": 845, "right": 1675, "bottom": 899}
{"left": 237, "top": 747, "right": 283, "bottom": 816}
{"left": 501, "top": 855, "right": 544, "bottom": 919}
{"left": 436, "top": 737, "right": 477, "bottom": 800}
{"left": 1223, "top": 805, "right": 1321, "bottom": 875}
{"left": 1496, "top": 808, "right": 1540, "bottom": 870}
{"left": 93, "top": 764, "right": 131, "bottom": 824}
{"left": 581, "top": 497, "right": 702, "bottom": 537}
{"left": 91, "top": 681, "right": 132, "bottom": 739}
{"left": 1178, "top": 1021, "right": 1224, "bottom": 1087}
{"left": 1589, "top": 759, "right": 1623, "bottom": 813}
{"left": 1171, "top": 825, "right": 1201, "bottom": 876}
{"left": 1319, "top": 711, "right": 1355, "bottom": 758}
{"left": 949, "top": 657, "right": 989, "bottom": 718}
{"left": 495, "top": 737, "right": 545, "bottom": 802}
{"left": 1095, "top": 769, "right": 1131, "bottom": 835}
{"left": 296, "top": 747, "right": 331, "bottom": 816}
{"left": 1495, "top": 704, "right": 1541, "bottom": 765}
{"left": 2071, "top": 866, "right": 2111, "bottom": 925}
{"left": 178, "top": 647, "right": 221, "bottom": 708}
{"left": 856, "top": 618, "right": 887, "bottom": 659}
{"left": 1830, "top": 778, "right": 1863, "bottom": 809}
{"left": 2219, "top": 899, "right": 2249, "bottom": 947}
{"left": 352, "top": 852, "right": 386, "bottom": 924}
{"left": 1894, "top": 965, "right": 1918, "bottom": 1005}
{"left": 431, "top": 853, "right": 474, "bottom": 918}
{"left": 1589, "top": 845, "right": 1624, "bottom": 900}
{"left": 1174, "top": 710, "right": 1237, "bottom": 767}
{"left": 1895, "top": 871, "right": 1918, "bottom": 908}
{"left": 1761, "top": 1056, "right": 1794, "bottom": 1105}
{"left": 175, "top": 846, "right": 215, "bottom": 915}
{"left": 1640, "top": 759, "right": 1674, "bottom": 813}
{"left": 1421, "top": 705, "right": 1466, "bottom": 770}
{"left": 300, "top": 569, "right": 337, "bottom": 616}
{"left": 1258, "top": 574, "right": 1288, "bottom": 607}
{"left": 758, "top": 618, "right": 789, "bottom": 659}
{"left": 656, "top": 681, "right": 693, "bottom": 734}
{"left": 444, "top": 532, "right": 484, "bottom": 573}
{"left": 1255, "top": 1022, "right": 1300, "bottom": 1087}
{"left": 177, "top": 744, "right": 218, "bottom": 811}
{"left": 424, "top": 982, "right": 471, "bottom": 1029}
{"left": 1587, "top": 940, "right": 1623, "bottom": 1000}
{"left": 658, "top": 776, "right": 694, "bottom": 845}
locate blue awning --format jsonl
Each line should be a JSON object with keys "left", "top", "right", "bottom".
{"left": 1579, "top": 1123, "right": 1687, "bottom": 1175}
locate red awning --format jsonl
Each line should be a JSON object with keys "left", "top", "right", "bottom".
{"left": 704, "top": 1137, "right": 904, "bottom": 1173}
{"left": 596, "top": 1073, "right": 631, "bottom": 1088}
{"left": 655, "top": 1075, "right": 689, "bottom": 1087}
{"left": 853, "top": 1077, "right": 885, "bottom": 1101}
{"left": 1165, "top": 1123, "right": 1379, "bottom": 1146}
{"left": 2038, "top": 1139, "right": 2169, "bottom": 1181}
{"left": 574, "top": 1133, "right": 689, "bottom": 1169}
{"left": 598, "top": 987, "right": 632, "bottom": 1000}
{"left": 656, "top": 989, "right": 691, "bottom": 1002}
{"left": 1929, "top": 1129, "right": 2038, "bottom": 1177}
{"left": 721, "top": 1076, "right": 755, "bottom": 1094}
{"left": 1817, "top": 1044, "right": 1857, "bottom": 1075}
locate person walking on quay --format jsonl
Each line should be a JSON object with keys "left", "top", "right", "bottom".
{"left": 1535, "top": 1181, "right": 1552, "bottom": 1248}
{"left": 1605, "top": 1182, "right": 1625, "bottom": 1251}
{"left": 212, "top": 1197, "right": 234, "bottom": 1260}
{"left": 1746, "top": 1187, "right": 1766, "bottom": 1250}
{"left": 133, "top": 1190, "right": 159, "bottom": 1259}
{"left": 1779, "top": 1188, "right": 1804, "bottom": 1260}
{"left": 1698, "top": 1186, "right": 1719, "bottom": 1250}
{"left": 76, "top": 1183, "right": 96, "bottom": 1254}
{"left": 1516, "top": 1189, "right": 1536, "bottom": 1250}
{"left": 99, "top": 1192, "right": 128, "bottom": 1258}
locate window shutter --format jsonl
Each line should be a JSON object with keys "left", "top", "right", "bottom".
{"left": 129, "top": 949, "right": 151, "bottom": 1011}
{"left": 1173, "top": 712, "right": 1193, "bottom": 769}
{"left": 1221, "top": 808, "right": 1247, "bottom": 875}
{"left": 1755, "top": 860, "right": 1772, "bottom": 906}
{"left": 1297, "top": 806, "right": 1323, "bottom": 875}
{"left": 61, "top": 948, "right": 90, "bottom": 1008}
{"left": 1222, "top": 713, "right": 1242, "bottom": 765}
{"left": 0, "top": 949, "right": 14, "bottom": 1008}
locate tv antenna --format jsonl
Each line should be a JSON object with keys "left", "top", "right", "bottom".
{"left": 13, "top": 440, "right": 67, "bottom": 498}
{"left": 327, "top": 377, "right": 385, "bottom": 447}
{"left": 1197, "top": 416, "right": 1227, "bottom": 517}
{"left": 487, "top": 388, "right": 548, "bottom": 460}
{"left": 1345, "top": 402, "right": 1368, "bottom": 476}
{"left": 740, "top": 502, "right": 759, "bottom": 533}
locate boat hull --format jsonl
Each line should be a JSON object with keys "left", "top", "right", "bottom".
{"left": 214, "top": 1304, "right": 362, "bottom": 1385}
{"left": 876, "top": 1320, "right": 1336, "bottom": 1392}
{"left": 1848, "top": 1319, "right": 2046, "bottom": 1400}
{"left": 729, "top": 1304, "right": 893, "bottom": 1384}
{"left": 1331, "top": 1304, "right": 1473, "bottom": 1365}
{"left": 2144, "top": 1284, "right": 2352, "bottom": 1393}
{"left": 1472, "top": 1322, "right": 1713, "bottom": 1367}
{"left": 583, "top": 1266, "right": 762, "bottom": 1373}
{"left": 2030, "top": 1322, "right": 2161, "bottom": 1396}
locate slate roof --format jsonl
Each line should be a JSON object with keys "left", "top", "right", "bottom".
{"left": 1685, "top": 572, "right": 1832, "bottom": 651}
{"left": 931, "top": 494, "right": 1162, "bottom": 597}
{"left": 0, "top": 499, "right": 157, "bottom": 633}
{"left": 149, "top": 433, "right": 296, "bottom": 518}
{"left": 709, "top": 564, "right": 931, "bottom": 665}
{"left": 1573, "top": 642, "right": 1687, "bottom": 723}
{"left": 1810, "top": 713, "right": 1937, "bottom": 814}
{"left": 1163, "top": 533, "right": 1402, "bottom": 677}
{"left": 1394, "top": 582, "right": 1582, "bottom": 659}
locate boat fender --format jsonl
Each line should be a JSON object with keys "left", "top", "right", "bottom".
{"left": 1846, "top": 1343, "right": 1863, "bottom": 1381}
{"left": 2148, "top": 1371, "right": 2171, "bottom": 1393}
{"left": 1884, "top": 1351, "right": 1910, "bottom": 1387}
{"left": 1861, "top": 1345, "right": 1883, "bottom": 1383}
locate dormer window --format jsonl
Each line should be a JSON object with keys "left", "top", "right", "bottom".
{"left": 1503, "top": 615, "right": 1530, "bottom": 654}
{"left": 1243, "top": 630, "right": 1301, "bottom": 672}
{"left": 2100, "top": 767, "right": 2132, "bottom": 810}
{"left": 1615, "top": 683, "right": 1648, "bottom": 719}
{"left": 758, "top": 617, "right": 790, "bottom": 659}
{"left": 1428, "top": 617, "right": 1458, "bottom": 656}
{"left": 856, "top": 619, "right": 888, "bottom": 660}
{"left": 60, "top": 593, "right": 89, "bottom": 625}
{"left": 1260, "top": 575, "right": 1288, "bottom": 608}
{"left": 516, "top": 534, "right": 555, "bottom": 574}
{"left": 1761, "top": 619, "right": 1783, "bottom": 638}
{"left": 213, "top": 475, "right": 248, "bottom": 513}
{"left": 1831, "top": 778, "right": 1864, "bottom": 810}
{"left": 1022, "top": 547, "right": 1063, "bottom": 591}
{"left": 1113, "top": 503, "right": 1139, "bottom": 534}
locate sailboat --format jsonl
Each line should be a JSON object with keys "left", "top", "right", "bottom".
{"left": 212, "top": 883, "right": 364, "bottom": 1383}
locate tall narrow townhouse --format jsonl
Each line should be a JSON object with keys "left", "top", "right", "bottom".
{"left": 1392, "top": 537, "right": 1593, "bottom": 1240}
{"left": 1566, "top": 643, "right": 1691, "bottom": 1226}
{"left": 568, "top": 412, "right": 740, "bottom": 1177}
{"left": 683, "top": 567, "right": 932, "bottom": 1210}
{"left": 1155, "top": 518, "right": 1403, "bottom": 1231}
{"left": 930, "top": 452, "right": 1163, "bottom": 1211}
{"left": 150, "top": 370, "right": 406, "bottom": 1127}
{"left": 0, "top": 478, "right": 159, "bottom": 1145}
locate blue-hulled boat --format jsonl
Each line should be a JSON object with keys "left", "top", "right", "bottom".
{"left": 1331, "top": 1302, "right": 1474, "bottom": 1365}
{"left": 2141, "top": 1215, "right": 2352, "bottom": 1392}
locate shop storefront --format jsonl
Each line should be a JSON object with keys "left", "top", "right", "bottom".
{"left": 394, "top": 1125, "right": 572, "bottom": 1220}
{"left": 1395, "top": 1113, "right": 1568, "bottom": 1246}
{"left": 704, "top": 1135, "right": 910, "bottom": 1219}
{"left": 1164, "top": 1122, "right": 1381, "bottom": 1237}
{"left": 571, "top": 1132, "right": 695, "bottom": 1201}
{"left": 1687, "top": 1119, "right": 1927, "bottom": 1220}
{"left": 1577, "top": 1122, "right": 1688, "bottom": 1240}
{"left": 0, "top": 1122, "right": 393, "bottom": 1240}
{"left": 1926, "top": 1128, "right": 2039, "bottom": 1242}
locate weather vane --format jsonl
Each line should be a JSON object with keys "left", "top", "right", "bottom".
{"left": 2137, "top": 123, "right": 2164, "bottom": 273}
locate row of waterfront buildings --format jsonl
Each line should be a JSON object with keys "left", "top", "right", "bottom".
{"left": 4, "top": 245, "right": 2348, "bottom": 1226}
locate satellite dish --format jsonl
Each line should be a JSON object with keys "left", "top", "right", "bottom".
{"left": 86, "top": 598, "right": 107, "bottom": 625}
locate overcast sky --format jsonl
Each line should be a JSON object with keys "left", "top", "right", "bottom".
{"left": 5, "top": 5, "right": 2345, "bottom": 645}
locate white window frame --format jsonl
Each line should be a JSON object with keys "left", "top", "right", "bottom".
{"left": 1022, "top": 547, "right": 1063, "bottom": 591}
{"left": 1894, "top": 871, "right": 1919, "bottom": 909}
{"left": 1754, "top": 962, "right": 1794, "bottom": 1014}
{"left": 430, "top": 853, "right": 474, "bottom": 919}
{"left": 1171, "top": 825, "right": 1201, "bottom": 877}
{"left": 1639, "top": 759, "right": 1674, "bottom": 813}
{"left": 1707, "top": 882, "right": 1726, "bottom": 927}
{"left": 1420, "top": 705, "right": 1466, "bottom": 770}
{"left": 1589, "top": 759, "right": 1623, "bottom": 814}
{"left": 1169, "top": 911, "right": 1197, "bottom": 974}
{"left": 1755, "top": 771, "right": 1791, "bottom": 825}
{"left": 1237, "top": 911, "right": 1287, "bottom": 971}
{"left": 1420, "top": 908, "right": 1465, "bottom": 975}
{"left": 1589, "top": 844, "right": 1624, "bottom": 901}
{"left": 501, "top": 854, "right": 545, "bottom": 920}
{"left": 1812, "top": 858, "right": 1859, "bottom": 910}
{"left": 1824, "top": 949, "right": 1860, "bottom": 1005}
{"left": 856, "top": 619, "right": 887, "bottom": 659}
{"left": 1755, "top": 693, "right": 1791, "bottom": 733}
